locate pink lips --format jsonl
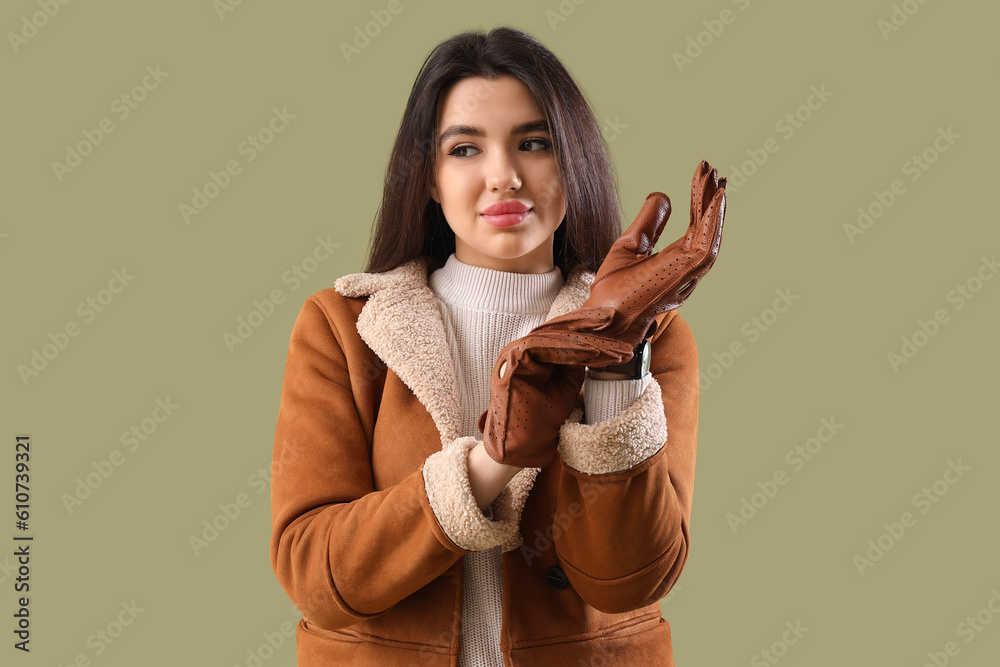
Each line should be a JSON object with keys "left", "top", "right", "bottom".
{"left": 481, "top": 200, "right": 532, "bottom": 227}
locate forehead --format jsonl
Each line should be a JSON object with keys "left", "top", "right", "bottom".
{"left": 436, "top": 76, "right": 543, "bottom": 127}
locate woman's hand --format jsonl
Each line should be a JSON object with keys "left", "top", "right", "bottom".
{"left": 478, "top": 337, "right": 612, "bottom": 469}
{"left": 478, "top": 160, "right": 727, "bottom": 467}
{"left": 582, "top": 159, "right": 727, "bottom": 349}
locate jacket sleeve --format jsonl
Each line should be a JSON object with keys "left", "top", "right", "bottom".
{"left": 553, "top": 310, "right": 698, "bottom": 614}
{"left": 270, "top": 294, "right": 512, "bottom": 631}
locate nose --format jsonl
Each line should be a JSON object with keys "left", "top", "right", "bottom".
{"left": 486, "top": 149, "right": 521, "bottom": 192}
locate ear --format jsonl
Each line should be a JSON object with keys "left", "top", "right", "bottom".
{"left": 429, "top": 179, "right": 439, "bottom": 204}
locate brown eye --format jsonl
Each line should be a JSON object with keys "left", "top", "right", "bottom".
{"left": 448, "top": 144, "right": 479, "bottom": 158}
{"left": 522, "top": 138, "right": 552, "bottom": 152}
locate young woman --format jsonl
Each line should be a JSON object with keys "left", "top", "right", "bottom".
{"left": 270, "top": 26, "right": 726, "bottom": 666}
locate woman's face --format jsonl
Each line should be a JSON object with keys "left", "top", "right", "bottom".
{"left": 430, "top": 75, "right": 567, "bottom": 274}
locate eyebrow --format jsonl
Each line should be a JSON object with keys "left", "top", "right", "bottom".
{"left": 438, "top": 119, "right": 550, "bottom": 147}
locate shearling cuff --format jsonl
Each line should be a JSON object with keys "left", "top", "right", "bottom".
{"left": 558, "top": 376, "right": 667, "bottom": 475}
{"left": 422, "top": 436, "right": 539, "bottom": 553}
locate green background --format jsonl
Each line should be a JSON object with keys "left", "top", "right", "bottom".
{"left": 3, "top": 0, "right": 997, "bottom": 664}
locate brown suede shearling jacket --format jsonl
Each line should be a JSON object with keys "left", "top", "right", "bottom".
{"left": 269, "top": 257, "right": 699, "bottom": 666}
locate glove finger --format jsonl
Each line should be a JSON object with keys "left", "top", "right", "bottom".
{"left": 689, "top": 160, "right": 711, "bottom": 228}
{"left": 702, "top": 161, "right": 719, "bottom": 214}
{"left": 609, "top": 192, "right": 672, "bottom": 259}
{"left": 687, "top": 175, "right": 726, "bottom": 258}
{"left": 504, "top": 332, "right": 634, "bottom": 370}
{"left": 531, "top": 306, "right": 616, "bottom": 334}
{"left": 527, "top": 337, "right": 632, "bottom": 368}
{"left": 704, "top": 181, "right": 726, "bottom": 257}
{"left": 685, "top": 165, "right": 724, "bottom": 255}
{"left": 669, "top": 187, "right": 727, "bottom": 306}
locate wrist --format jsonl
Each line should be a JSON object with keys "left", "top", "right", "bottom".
{"left": 468, "top": 442, "right": 521, "bottom": 512}
{"left": 585, "top": 368, "right": 639, "bottom": 380}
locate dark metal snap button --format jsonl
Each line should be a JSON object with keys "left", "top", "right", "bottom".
{"left": 545, "top": 566, "right": 569, "bottom": 590}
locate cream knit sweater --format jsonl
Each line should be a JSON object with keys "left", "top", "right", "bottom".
{"left": 427, "top": 254, "right": 650, "bottom": 666}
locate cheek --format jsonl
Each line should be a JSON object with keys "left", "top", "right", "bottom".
{"left": 537, "top": 169, "right": 566, "bottom": 215}
{"left": 437, "top": 167, "right": 473, "bottom": 204}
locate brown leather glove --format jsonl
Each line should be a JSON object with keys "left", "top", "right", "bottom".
{"left": 581, "top": 158, "right": 727, "bottom": 365}
{"left": 478, "top": 315, "right": 634, "bottom": 468}
{"left": 478, "top": 160, "right": 727, "bottom": 468}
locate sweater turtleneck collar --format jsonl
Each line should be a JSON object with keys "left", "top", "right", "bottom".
{"left": 429, "top": 253, "right": 564, "bottom": 315}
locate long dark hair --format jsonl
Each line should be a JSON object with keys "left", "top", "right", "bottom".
{"left": 364, "top": 26, "right": 623, "bottom": 276}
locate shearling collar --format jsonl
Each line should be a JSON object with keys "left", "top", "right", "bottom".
{"left": 334, "top": 257, "right": 596, "bottom": 446}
